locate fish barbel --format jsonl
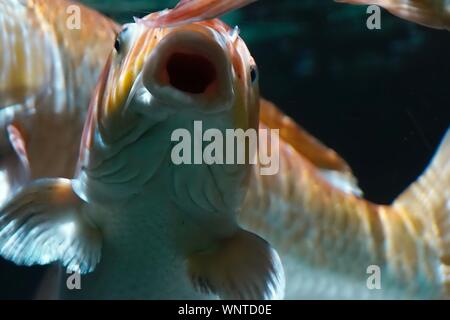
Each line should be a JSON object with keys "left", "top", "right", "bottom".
{"left": 0, "top": 0, "right": 118, "bottom": 202}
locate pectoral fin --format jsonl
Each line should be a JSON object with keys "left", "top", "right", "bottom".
{"left": 0, "top": 178, "right": 102, "bottom": 274}
{"left": 260, "top": 98, "right": 352, "bottom": 174}
{"left": 187, "top": 228, "right": 285, "bottom": 300}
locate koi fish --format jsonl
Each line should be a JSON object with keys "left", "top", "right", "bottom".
{"left": 242, "top": 99, "right": 450, "bottom": 299}
{"left": 0, "top": 0, "right": 119, "bottom": 203}
{"left": 336, "top": 0, "right": 450, "bottom": 30}
{"left": 1, "top": 0, "right": 449, "bottom": 300}
{"left": 0, "top": 1, "right": 285, "bottom": 300}
{"left": 239, "top": 0, "right": 449, "bottom": 299}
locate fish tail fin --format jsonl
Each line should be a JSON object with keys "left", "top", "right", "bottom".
{"left": 187, "top": 228, "right": 285, "bottom": 300}
{"left": 393, "top": 128, "right": 450, "bottom": 292}
{"left": 334, "top": 0, "right": 384, "bottom": 5}
{"left": 336, "top": 0, "right": 450, "bottom": 31}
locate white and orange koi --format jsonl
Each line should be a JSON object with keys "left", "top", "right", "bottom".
{"left": 0, "top": 0, "right": 285, "bottom": 300}
{"left": 0, "top": 0, "right": 118, "bottom": 202}
{"left": 243, "top": 100, "right": 450, "bottom": 299}
{"left": 0, "top": 0, "right": 449, "bottom": 300}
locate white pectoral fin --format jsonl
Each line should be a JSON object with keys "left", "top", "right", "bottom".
{"left": 187, "top": 228, "right": 285, "bottom": 300}
{"left": 0, "top": 178, "right": 102, "bottom": 274}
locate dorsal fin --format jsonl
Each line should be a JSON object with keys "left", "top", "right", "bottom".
{"left": 259, "top": 98, "right": 362, "bottom": 196}
{"left": 138, "top": 0, "right": 258, "bottom": 28}
{"left": 259, "top": 98, "right": 351, "bottom": 173}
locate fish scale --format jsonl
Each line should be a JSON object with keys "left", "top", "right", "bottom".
{"left": 241, "top": 102, "right": 448, "bottom": 298}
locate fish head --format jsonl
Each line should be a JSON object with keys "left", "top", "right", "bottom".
{"left": 97, "top": 17, "right": 259, "bottom": 138}
{"left": 79, "top": 15, "right": 260, "bottom": 208}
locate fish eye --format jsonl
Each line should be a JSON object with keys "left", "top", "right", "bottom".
{"left": 114, "top": 27, "right": 129, "bottom": 54}
{"left": 250, "top": 66, "right": 258, "bottom": 83}
{"left": 114, "top": 37, "right": 121, "bottom": 53}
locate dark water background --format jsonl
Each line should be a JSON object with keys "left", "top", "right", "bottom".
{"left": 1, "top": 0, "right": 449, "bottom": 299}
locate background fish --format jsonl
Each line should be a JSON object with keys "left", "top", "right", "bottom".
{"left": 242, "top": 99, "right": 450, "bottom": 299}
{"left": 0, "top": 5, "right": 286, "bottom": 299}
{"left": 336, "top": 0, "right": 450, "bottom": 30}
{"left": 0, "top": 0, "right": 118, "bottom": 203}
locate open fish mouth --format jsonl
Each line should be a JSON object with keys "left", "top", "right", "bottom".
{"left": 165, "top": 51, "right": 217, "bottom": 94}
{"left": 142, "top": 27, "right": 235, "bottom": 114}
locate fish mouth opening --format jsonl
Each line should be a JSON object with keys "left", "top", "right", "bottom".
{"left": 166, "top": 52, "right": 217, "bottom": 94}
{"left": 142, "top": 28, "right": 234, "bottom": 113}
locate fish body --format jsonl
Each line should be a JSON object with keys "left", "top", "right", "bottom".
{"left": 0, "top": 6, "right": 285, "bottom": 300}
{"left": 0, "top": 0, "right": 118, "bottom": 202}
{"left": 241, "top": 100, "right": 450, "bottom": 299}
{"left": 337, "top": 0, "right": 450, "bottom": 30}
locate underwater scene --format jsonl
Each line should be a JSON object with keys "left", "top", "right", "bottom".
{"left": 0, "top": 0, "right": 449, "bottom": 300}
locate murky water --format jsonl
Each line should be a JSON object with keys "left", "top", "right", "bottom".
{"left": 0, "top": 0, "right": 449, "bottom": 299}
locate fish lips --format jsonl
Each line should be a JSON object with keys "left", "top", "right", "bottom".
{"left": 142, "top": 28, "right": 235, "bottom": 114}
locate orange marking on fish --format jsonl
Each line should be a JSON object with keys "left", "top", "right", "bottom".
{"left": 139, "top": 0, "right": 258, "bottom": 28}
